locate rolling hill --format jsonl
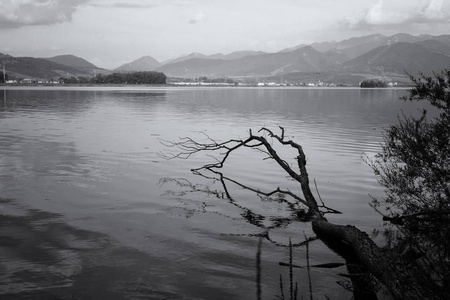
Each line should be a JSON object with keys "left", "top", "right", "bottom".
{"left": 44, "top": 54, "right": 110, "bottom": 76}
{"left": 1, "top": 54, "right": 95, "bottom": 80}
{"left": 44, "top": 54, "right": 98, "bottom": 69}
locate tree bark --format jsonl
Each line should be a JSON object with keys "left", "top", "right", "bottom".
{"left": 312, "top": 218, "right": 443, "bottom": 299}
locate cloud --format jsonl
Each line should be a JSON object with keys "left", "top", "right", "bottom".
{"left": 416, "top": 0, "right": 449, "bottom": 22}
{"left": 174, "top": 0, "right": 201, "bottom": 7}
{"left": 89, "top": 1, "right": 158, "bottom": 9}
{"left": 0, "top": 0, "right": 89, "bottom": 28}
{"left": 188, "top": 12, "right": 207, "bottom": 24}
{"left": 341, "top": 0, "right": 450, "bottom": 31}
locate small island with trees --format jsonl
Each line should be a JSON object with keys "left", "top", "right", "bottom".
{"left": 360, "top": 78, "right": 389, "bottom": 88}
{"left": 58, "top": 71, "right": 167, "bottom": 85}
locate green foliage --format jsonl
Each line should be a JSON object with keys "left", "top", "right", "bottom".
{"left": 58, "top": 76, "right": 78, "bottom": 84}
{"left": 57, "top": 72, "right": 166, "bottom": 85}
{"left": 78, "top": 76, "right": 89, "bottom": 84}
{"left": 91, "top": 71, "right": 166, "bottom": 84}
{"left": 360, "top": 79, "right": 388, "bottom": 88}
{"left": 369, "top": 68, "right": 450, "bottom": 294}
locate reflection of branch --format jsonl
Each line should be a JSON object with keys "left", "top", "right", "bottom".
{"left": 160, "top": 177, "right": 300, "bottom": 230}
{"left": 160, "top": 176, "right": 320, "bottom": 247}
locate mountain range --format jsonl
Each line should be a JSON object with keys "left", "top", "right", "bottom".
{"left": 2, "top": 33, "right": 450, "bottom": 85}
{"left": 153, "top": 33, "right": 450, "bottom": 83}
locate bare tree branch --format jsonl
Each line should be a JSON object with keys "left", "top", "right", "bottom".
{"left": 159, "top": 126, "right": 445, "bottom": 299}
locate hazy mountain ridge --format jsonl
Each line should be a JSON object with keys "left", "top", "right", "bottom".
{"left": 2, "top": 33, "right": 450, "bottom": 83}
{"left": 154, "top": 46, "right": 342, "bottom": 77}
{"left": 160, "top": 50, "right": 266, "bottom": 66}
{"left": 343, "top": 42, "right": 450, "bottom": 75}
{"left": 414, "top": 39, "right": 450, "bottom": 56}
{"left": 154, "top": 33, "right": 450, "bottom": 79}
{"left": 306, "top": 33, "right": 450, "bottom": 59}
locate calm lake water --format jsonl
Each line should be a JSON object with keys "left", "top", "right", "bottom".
{"left": 0, "top": 87, "right": 426, "bottom": 299}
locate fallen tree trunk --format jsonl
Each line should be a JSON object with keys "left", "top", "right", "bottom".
{"left": 312, "top": 219, "right": 441, "bottom": 299}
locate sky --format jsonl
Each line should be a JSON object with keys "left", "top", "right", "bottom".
{"left": 0, "top": 0, "right": 449, "bottom": 69}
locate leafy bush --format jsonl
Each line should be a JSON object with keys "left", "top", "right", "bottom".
{"left": 369, "top": 69, "right": 450, "bottom": 295}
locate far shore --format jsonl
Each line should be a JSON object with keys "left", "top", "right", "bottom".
{"left": 0, "top": 84, "right": 412, "bottom": 90}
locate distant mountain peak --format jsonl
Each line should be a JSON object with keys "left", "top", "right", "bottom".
{"left": 114, "top": 55, "right": 161, "bottom": 72}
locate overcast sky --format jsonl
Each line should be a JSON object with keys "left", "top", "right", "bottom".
{"left": 1, "top": 0, "right": 449, "bottom": 69}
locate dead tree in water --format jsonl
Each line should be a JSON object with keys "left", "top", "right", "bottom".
{"left": 160, "top": 126, "right": 446, "bottom": 299}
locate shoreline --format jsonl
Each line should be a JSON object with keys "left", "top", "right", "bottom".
{"left": 0, "top": 84, "right": 411, "bottom": 91}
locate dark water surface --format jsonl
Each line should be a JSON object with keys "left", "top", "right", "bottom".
{"left": 0, "top": 87, "right": 426, "bottom": 299}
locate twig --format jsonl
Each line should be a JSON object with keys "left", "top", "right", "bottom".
{"left": 279, "top": 262, "right": 303, "bottom": 269}
{"left": 304, "top": 232, "right": 313, "bottom": 300}
{"left": 313, "top": 179, "right": 325, "bottom": 206}
{"left": 256, "top": 237, "right": 262, "bottom": 300}
{"left": 289, "top": 238, "right": 294, "bottom": 300}
{"left": 314, "top": 179, "right": 342, "bottom": 214}
{"left": 278, "top": 262, "right": 345, "bottom": 269}
{"left": 278, "top": 274, "right": 285, "bottom": 300}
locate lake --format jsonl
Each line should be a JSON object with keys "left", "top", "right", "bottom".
{"left": 0, "top": 86, "right": 426, "bottom": 299}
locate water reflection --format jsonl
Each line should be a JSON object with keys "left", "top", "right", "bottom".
{"left": 0, "top": 89, "right": 166, "bottom": 116}
{"left": 0, "top": 87, "right": 427, "bottom": 299}
{"left": 0, "top": 197, "right": 194, "bottom": 299}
